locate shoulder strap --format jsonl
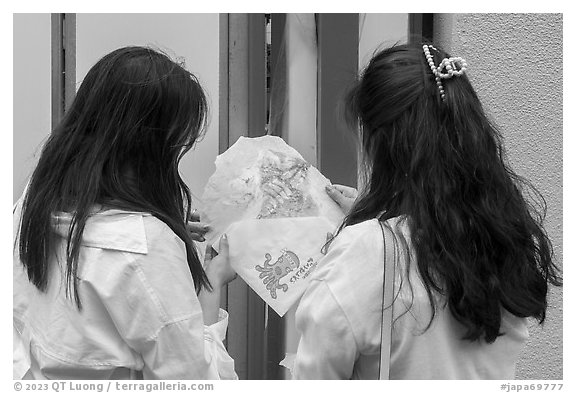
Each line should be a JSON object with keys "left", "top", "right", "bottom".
{"left": 378, "top": 221, "right": 396, "bottom": 380}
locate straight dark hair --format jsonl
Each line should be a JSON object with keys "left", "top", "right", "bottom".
{"left": 340, "top": 43, "right": 562, "bottom": 343}
{"left": 18, "top": 46, "right": 211, "bottom": 308}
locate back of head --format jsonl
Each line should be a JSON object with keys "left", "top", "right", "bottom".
{"left": 60, "top": 46, "right": 207, "bottom": 203}
{"left": 346, "top": 44, "right": 491, "bottom": 192}
{"left": 343, "top": 43, "right": 562, "bottom": 343}
{"left": 19, "top": 46, "right": 211, "bottom": 307}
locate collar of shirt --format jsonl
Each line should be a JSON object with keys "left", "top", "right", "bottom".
{"left": 51, "top": 207, "right": 152, "bottom": 255}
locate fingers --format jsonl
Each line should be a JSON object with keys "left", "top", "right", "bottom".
{"left": 204, "top": 243, "right": 216, "bottom": 263}
{"left": 325, "top": 184, "right": 358, "bottom": 214}
{"left": 218, "top": 234, "right": 229, "bottom": 258}
{"left": 325, "top": 185, "right": 349, "bottom": 207}
{"left": 331, "top": 184, "right": 358, "bottom": 198}
{"left": 204, "top": 234, "right": 227, "bottom": 262}
{"left": 218, "top": 234, "right": 237, "bottom": 282}
{"left": 187, "top": 221, "right": 210, "bottom": 242}
{"left": 218, "top": 234, "right": 238, "bottom": 284}
{"left": 187, "top": 221, "right": 210, "bottom": 234}
{"left": 203, "top": 234, "right": 237, "bottom": 286}
{"left": 190, "top": 209, "right": 201, "bottom": 222}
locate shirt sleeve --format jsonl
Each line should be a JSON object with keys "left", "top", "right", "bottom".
{"left": 203, "top": 309, "right": 237, "bottom": 380}
{"left": 136, "top": 309, "right": 237, "bottom": 380}
{"left": 91, "top": 220, "right": 238, "bottom": 380}
{"left": 292, "top": 279, "right": 358, "bottom": 379}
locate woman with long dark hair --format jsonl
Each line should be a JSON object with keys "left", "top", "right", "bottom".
{"left": 292, "top": 44, "right": 562, "bottom": 379}
{"left": 13, "top": 46, "right": 237, "bottom": 379}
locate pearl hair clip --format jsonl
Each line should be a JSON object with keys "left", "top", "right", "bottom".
{"left": 422, "top": 44, "right": 468, "bottom": 101}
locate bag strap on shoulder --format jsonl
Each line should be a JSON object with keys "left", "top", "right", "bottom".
{"left": 378, "top": 220, "right": 396, "bottom": 380}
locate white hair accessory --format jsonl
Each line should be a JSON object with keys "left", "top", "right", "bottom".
{"left": 422, "top": 44, "right": 467, "bottom": 101}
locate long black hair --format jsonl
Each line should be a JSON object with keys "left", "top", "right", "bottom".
{"left": 18, "top": 46, "right": 211, "bottom": 308}
{"left": 341, "top": 43, "right": 562, "bottom": 343}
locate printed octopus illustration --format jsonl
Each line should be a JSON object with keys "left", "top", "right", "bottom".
{"left": 255, "top": 250, "right": 301, "bottom": 299}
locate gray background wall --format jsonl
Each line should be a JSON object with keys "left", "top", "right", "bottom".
{"left": 13, "top": 14, "right": 51, "bottom": 203}
{"left": 435, "top": 13, "right": 563, "bottom": 380}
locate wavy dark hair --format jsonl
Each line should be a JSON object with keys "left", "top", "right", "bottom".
{"left": 341, "top": 43, "right": 562, "bottom": 343}
{"left": 18, "top": 46, "right": 212, "bottom": 308}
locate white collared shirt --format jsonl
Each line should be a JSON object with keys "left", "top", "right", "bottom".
{"left": 13, "top": 198, "right": 237, "bottom": 380}
{"left": 293, "top": 218, "right": 529, "bottom": 379}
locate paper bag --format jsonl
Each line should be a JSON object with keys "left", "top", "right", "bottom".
{"left": 226, "top": 217, "right": 335, "bottom": 317}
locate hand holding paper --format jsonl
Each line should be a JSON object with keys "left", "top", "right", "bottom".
{"left": 204, "top": 235, "right": 237, "bottom": 288}
{"left": 200, "top": 135, "right": 345, "bottom": 315}
{"left": 325, "top": 184, "right": 358, "bottom": 214}
{"left": 226, "top": 217, "right": 335, "bottom": 316}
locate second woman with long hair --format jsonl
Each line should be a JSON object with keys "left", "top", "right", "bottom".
{"left": 292, "top": 43, "right": 562, "bottom": 379}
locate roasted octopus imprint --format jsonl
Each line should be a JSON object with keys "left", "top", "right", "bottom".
{"left": 255, "top": 250, "right": 300, "bottom": 299}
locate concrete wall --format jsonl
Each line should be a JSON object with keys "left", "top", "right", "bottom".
{"left": 435, "top": 13, "right": 563, "bottom": 380}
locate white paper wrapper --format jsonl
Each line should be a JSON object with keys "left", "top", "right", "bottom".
{"left": 227, "top": 217, "right": 335, "bottom": 316}
{"left": 200, "top": 135, "right": 344, "bottom": 247}
{"left": 200, "top": 135, "right": 345, "bottom": 315}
